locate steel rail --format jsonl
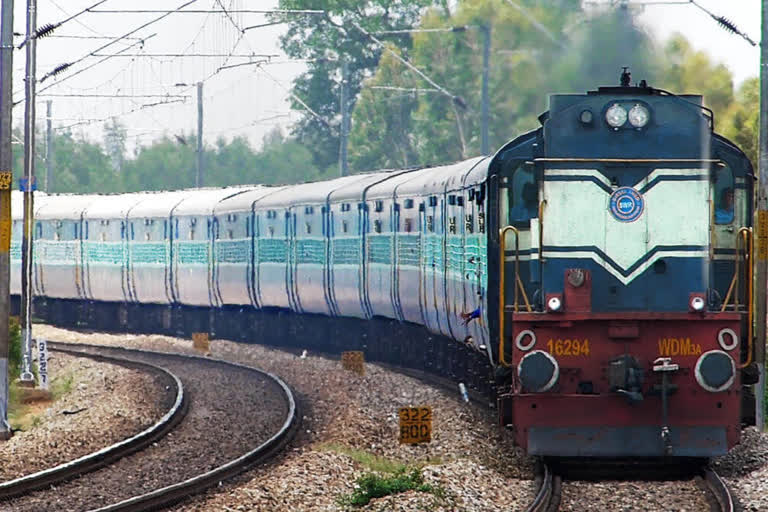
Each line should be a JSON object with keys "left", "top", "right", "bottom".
{"left": 45, "top": 342, "right": 300, "bottom": 512}
{"left": 0, "top": 346, "right": 186, "bottom": 500}
{"left": 526, "top": 463, "right": 560, "bottom": 512}
{"left": 704, "top": 468, "right": 734, "bottom": 512}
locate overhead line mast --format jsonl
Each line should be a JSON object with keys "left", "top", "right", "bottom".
{"left": 0, "top": 0, "right": 13, "bottom": 438}
{"left": 756, "top": 0, "right": 768, "bottom": 430}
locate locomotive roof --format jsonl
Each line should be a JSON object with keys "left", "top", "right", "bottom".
{"left": 172, "top": 187, "right": 252, "bottom": 216}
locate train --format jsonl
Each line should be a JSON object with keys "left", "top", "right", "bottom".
{"left": 10, "top": 72, "right": 758, "bottom": 459}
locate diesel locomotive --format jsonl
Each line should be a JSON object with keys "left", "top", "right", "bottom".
{"left": 11, "top": 74, "right": 757, "bottom": 459}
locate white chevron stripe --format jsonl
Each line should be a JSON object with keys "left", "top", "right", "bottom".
{"left": 530, "top": 168, "right": 710, "bottom": 285}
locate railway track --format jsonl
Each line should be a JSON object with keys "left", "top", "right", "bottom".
{"left": 703, "top": 468, "right": 735, "bottom": 512}
{"left": 1, "top": 341, "right": 299, "bottom": 512}
{"left": 526, "top": 463, "right": 561, "bottom": 512}
{"left": 526, "top": 462, "right": 734, "bottom": 512}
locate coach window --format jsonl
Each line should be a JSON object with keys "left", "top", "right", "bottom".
{"left": 714, "top": 165, "right": 734, "bottom": 225}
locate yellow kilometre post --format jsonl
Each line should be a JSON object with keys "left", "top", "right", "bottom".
{"left": 398, "top": 406, "right": 432, "bottom": 444}
{"left": 341, "top": 350, "right": 365, "bottom": 376}
{"left": 191, "top": 332, "right": 210, "bottom": 354}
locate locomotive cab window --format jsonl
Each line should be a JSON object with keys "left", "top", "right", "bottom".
{"left": 503, "top": 164, "right": 538, "bottom": 226}
{"left": 714, "top": 166, "right": 735, "bottom": 225}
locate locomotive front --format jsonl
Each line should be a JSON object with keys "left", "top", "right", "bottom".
{"left": 492, "top": 76, "right": 756, "bottom": 457}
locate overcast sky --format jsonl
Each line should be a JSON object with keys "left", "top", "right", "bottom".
{"left": 8, "top": 0, "right": 761, "bottom": 153}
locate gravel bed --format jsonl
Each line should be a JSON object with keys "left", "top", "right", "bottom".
{"left": 560, "top": 479, "right": 711, "bottom": 511}
{"left": 34, "top": 324, "right": 536, "bottom": 511}
{"left": 0, "top": 353, "right": 170, "bottom": 482}
{"left": 713, "top": 426, "right": 768, "bottom": 511}
{"left": 5, "top": 331, "right": 290, "bottom": 512}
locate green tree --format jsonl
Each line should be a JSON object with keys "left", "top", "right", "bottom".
{"left": 121, "top": 135, "right": 196, "bottom": 191}
{"left": 253, "top": 128, "right": 325, "bottom": 184}
{"left": 656, "top": 34, "right": 734, "bottom": 115}
{"left": 721, "top": 77, "right": 758, "bottom": 166}
{"left": 275, "top": 0, "right": 435, "bottom": 170}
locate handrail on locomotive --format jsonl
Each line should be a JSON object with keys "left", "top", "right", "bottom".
{"left": 719, "top": 226, "right": 754, "bottom": 368}
{"left": 498, "top": 224, "right": 531, "bottom": 368}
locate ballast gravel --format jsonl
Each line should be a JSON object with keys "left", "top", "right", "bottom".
{"left": 0, "top": 353, "right": 169, "bottom": 482}
{"left": 33, "top": 324, "right": 536, "bottom": 511}
{"left": 3, "top": 337, "right": 288, "bottom": 512}
{"left": 29, "top": 324, "right": 768, "bottom": 511}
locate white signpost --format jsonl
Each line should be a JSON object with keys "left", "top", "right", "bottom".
{"left": 37, "top": 338, "right": 48, "bottom": 390}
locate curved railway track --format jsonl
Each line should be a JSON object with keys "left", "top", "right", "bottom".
{"left": 1, "top": 341, "right": 300, "bottom": 512}
{"left": 0, "top": 348, "right": 186, "bottom": 500}
{"left": 526, "top": 463, "right": 734, "bottom": 512}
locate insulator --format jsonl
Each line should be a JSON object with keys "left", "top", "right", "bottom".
{"left": 715, "top": 16, "right": 738, "bottom": 34}
{"left": 35, "top": 23, "right": 59, "bottom": 39}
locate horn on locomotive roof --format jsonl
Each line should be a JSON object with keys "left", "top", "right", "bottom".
{"left": 620, "top": 67, "right": 631, "bottom": 87}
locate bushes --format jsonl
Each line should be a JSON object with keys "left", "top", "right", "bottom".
{"left": 338, "top": 467, "right": 443, "bottom": 507}
{"left": 8, "top": 317, "right": 20, "bottom": 379}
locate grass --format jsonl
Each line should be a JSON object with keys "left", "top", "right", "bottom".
{"left": 338, "top": 467, "right": 444, "bottom": 507}
{"left": 317, "top": 442, "right": 439, "bottom": 473}
{"left": 316, "top": 443, "right": 446, "bottom": 508}
{"left": 8, "top": 372, "right": 76, "bottom": 432}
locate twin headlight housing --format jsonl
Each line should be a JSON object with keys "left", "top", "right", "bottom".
{"left": 605, "top": 103, "right": 651, "bottom": 129}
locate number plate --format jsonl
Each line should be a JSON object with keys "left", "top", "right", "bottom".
{"left": 546, "top": 338, "right": 590, "bottom": 357}
{"left": 341, "top": 351, "right": 365, "bottom": 376}
{"left": 398, "top": 406, "right": 432, "bottom": 444}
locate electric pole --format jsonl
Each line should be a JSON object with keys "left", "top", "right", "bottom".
{"left": 481, "top": 23, "right": 491, "bottom": 155}
{"left": 339, "top": 60, "right": 349, "bottom": 177}
{"left": 756, "top": 0, "right": 768, "bottom": 430}
{"left": 20, "top": 0, "right": 38, "bottom": 385}
{"left": 0, "top": 0, "right": 14, "bottom": 438}
{"left": 45, "top": 100, "right": 52, "bottom": 193}
{"left": 196, "top": 81, "right": 203, "bottom": 187}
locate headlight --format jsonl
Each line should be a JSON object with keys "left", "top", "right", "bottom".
{"left": 690, "top": 296, "right": 705, "bottom": 312}
{"left": 694, "top": 350, "right": 735, "bottom": 392}
{"left": 628, "top": 104, "right": 650, "bottom": 128}
{"left": 605, "top": 104, "right": 627, "bottom": 128}
{"left": 547, "top": 296, "right": 562, "bottom": 312}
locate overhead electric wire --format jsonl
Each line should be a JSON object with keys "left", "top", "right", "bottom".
{"left": 503, "top": 0, "right": 567, "bottom": 50}
{"left": 90, "top": 53, "right": 279, "bottom": 58}
{"left": 255, "top": 65, "right": 333, "bottom": 130}
{"left": 370, "top": 86, "right": 440, "bottom": 93}
{"left": 39, "top": 0, "right": 200, "bottom": 84}
{"left": 55, "top": 98, "right": 187, "bottom": 131}
{"left": 350, "top": 21, "right": 466, "bottom": 108}
{"left": 18, "top": 0, "right": 111, "bottom": 48}
{"left": 39, "top": 93, "right": 190, "bottom": 98}
{"left": 689, "top": 0, "right": 756, "bottom": 46}
{"left": 372, "top": 25, "right": 476, "bottom": 35}
{"left": 35, "top": 33, "right": 157, "bottom": 94}
{"left": 85, "top": 9, "right": 324, "bottom": 14}
{"left": 43, "top": 34, "right": 145, "bottom": 41}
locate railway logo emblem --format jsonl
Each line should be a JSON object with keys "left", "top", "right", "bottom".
{"left": 609, "top": 187, "right": 644, "bottom": 222}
